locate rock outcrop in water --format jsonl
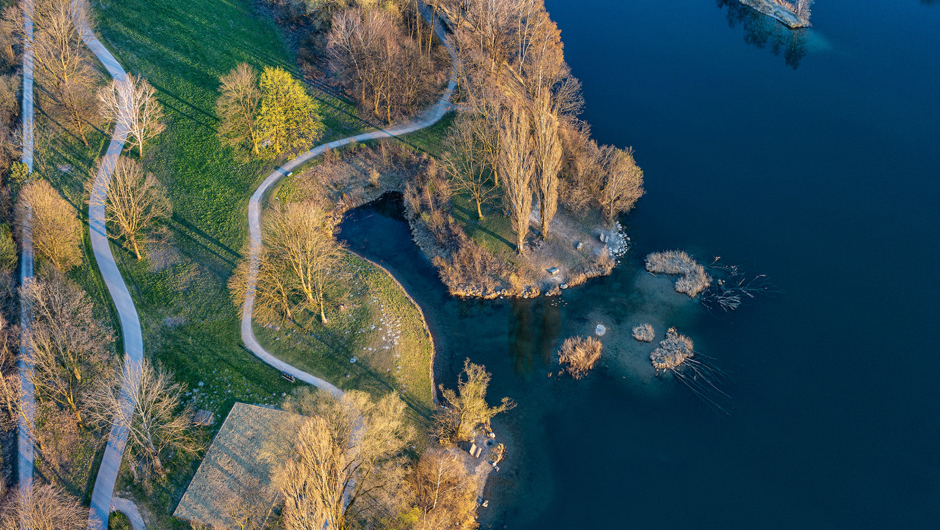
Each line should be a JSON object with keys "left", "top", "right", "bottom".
{"left": 738, "top": 0, "right": 811, "bottom": 29}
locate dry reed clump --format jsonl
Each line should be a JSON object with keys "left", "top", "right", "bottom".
{"left": 632, "top": 323, "right": 655, "bottom": 342}
{"left": 558, "top": 336, "right": 603, "bottom": 379}
{"left": 650, "top": 327, "right": 694, "bottom": 372}
{"left": 645, "top": 250, "right": 712, "bottom": 297}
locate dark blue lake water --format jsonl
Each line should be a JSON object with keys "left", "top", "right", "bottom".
{"left": 340, "top": 1, "right": 940, "bottom": 528}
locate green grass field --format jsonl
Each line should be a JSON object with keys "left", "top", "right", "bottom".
{"left": 76, "top": 0, "right": 445, "bottom": 525}
{"left": 253, "top": 252, "right": 436, "bottom": 420}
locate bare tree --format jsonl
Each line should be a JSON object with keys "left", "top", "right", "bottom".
{"left": 103, "top": 156, "right": 172, "bottom": 260}
{"left": 229, "top": 248, "right": 298, "bottom": 325}
{"left": 598, "top": 145, "right": 644, "bottom": 222}
{"left": 217, "top": 62, "right": 261, "bottom": 155}
{"left": 498, "top": 103, "right": 534, "bottom": 255}
{"left": 276, "top": 391, "right": 413, "bottom": 530}
{"left": 530, "top": 93, "right": 561, "bottom": 239}
{"left": 99, "top": 74, "right": 165, "bottom": 157}
{"left": 556, "top": 121, "right": 598, "bottom": 215}
{"left": 15, "top": 180, "right": 82, "bottom": 271}
{"left": 435, "top": 359, "right": 514, "bottom": 444}
{"left": 87, "top": 357, "right": 197, "bottom": 481}
{"left": 408, "top": 449, "right": 479, "bottom": 530}
{"left": 328, "top": 8, "right": 440, "bottom": 124}
{"left": 0, "top": 482, "right": 92, "bottom": 530}
{"left": 0, "top": 6, "right": 23, "bottom": 69}
{"left": 0, "top": 314, "right": 19, "bottom": 432}
{"left": 263, "top": 202, "right": 343, "bottom": 323}
{"left": 31, "top": 0, "right": 93, "bottom": 94}
{"left": 22, "top": 272, "right": 113, "bottom": 425}
{"left": 441, "top": 114, "right": 498, "bottom": 220}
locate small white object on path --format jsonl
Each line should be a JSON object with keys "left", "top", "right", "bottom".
{"left": 595, "top": 324, "right": 607, "bottom": 336}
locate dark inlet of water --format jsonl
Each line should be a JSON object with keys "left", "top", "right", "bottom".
{"left": 339, "top": 1, "right": 940, "bottom": 528}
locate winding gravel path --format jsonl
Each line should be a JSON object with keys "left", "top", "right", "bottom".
{"left": 72, "top": 6, "right": 144, "bottom": 529}
{"left": 240, "top": 10, "right": 455, "bottom": 404}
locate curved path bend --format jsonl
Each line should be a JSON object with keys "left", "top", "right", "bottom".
{"left": 241, "top": 9, "right": 455, "bottom": 404}
{"left": 73, "top": 4, "right": 142, "bottom": 529}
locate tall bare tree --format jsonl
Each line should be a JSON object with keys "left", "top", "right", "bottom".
{"left": 217, "top": 62, "right": 262, "bottom": 155}
{"left": 103, "top": 157, "right": 172, "bottom": 260}
{"left": 21, "top": 273, "right": 114, "bottom": 426}
{"left": 408, "top": 449, "right": 479, "bottom": 530}
{"left": 0, "top": 482, "right": 92, "bottom": 530}
{"left": 598, "top": 145, "right": 644, "bottom": 222}
{"left": 99, "top": 74, "right": 165, "bottom": 157}
{"left": 441, "top": 114, "right": 498, "bottom": 220}
{"left": 229, "top": 248, "right": 298, "bottom": 325}
{"left": 15, "top": 180, "right": 82, "bottom": 271}
{"left": 328, "top": 8, "right": 440, "bottom": 124}
{"left": 263, "top": 202, "right": 343, "bottom": 323}
{"left": 530, "top": 93, "right": 561, "bottom": 239}
{"left": 276, "top": 391, "right": 413, "bottom": 530}
{"left": 435, "top": 359, "right": 514, "bottom": 444}
{"left": 87, "top": 358, "right": 197, "bottom": 480}
{"left": 499, "top": 103, "right": 534, "bottom": 255}
{"left": 31, "top": 0, "right": 93, "bottom": 94}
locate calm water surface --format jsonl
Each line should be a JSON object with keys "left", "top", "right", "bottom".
{"left": 340, "top": 1, "right": 940, "bottom": 527}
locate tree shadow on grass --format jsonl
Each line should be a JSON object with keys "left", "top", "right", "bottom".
{"left": 452, "top": 201, "right": 514, "bottom": 252}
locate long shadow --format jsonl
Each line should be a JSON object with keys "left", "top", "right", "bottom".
{"left": 149, "top": 80, "right": 218, "bottom": 126}
{"left": 170, "top": 214, "right": 241, "bottom": 260}
{"left": 276, "top": 312, "right": 434, "bottom": 420}
{"left": 452, "top": 202, "right": 515, "bottom": 250}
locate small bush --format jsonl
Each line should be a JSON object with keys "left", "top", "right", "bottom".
{"left": 7, "top": 161, "right": 28, "bottom": 187}
{"left": 645, "top": 250, "right": 712, "bottom": 297}
{"left": 632, "top": 323, "right": 654, "bottom": 342}
{"left": 650, "top": 327, "right": 694, "bottom": 371}
{"left": 559, "top": 336, "right": 603, "bottom": 379}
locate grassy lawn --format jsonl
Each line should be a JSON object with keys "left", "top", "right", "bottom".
{"left": 73, "top": 0, "right": 447, "bottom": 525}
{"left": 254, "top": 252, "right": 436, "bottom": 422}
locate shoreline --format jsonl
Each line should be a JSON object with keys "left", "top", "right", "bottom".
{"left": 342, "top": 247, "right": 439, "bottom": 406}
{"left": 400, "top": 194, "right": 618, "bottom": 301}
{"left": 738, "top": 0, "right": 810, "bottom": 29}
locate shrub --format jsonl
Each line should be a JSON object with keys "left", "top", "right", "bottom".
{"left": 632, "top": 323, "right": 654, "bottom": 342}
{"left": 558, "top": 336, "right": 603, "bottom": 379}
{"left": 645, "top": 250, "right": 712, "bottom": 297}
{"left": 7, "top": 161, "right": 28, "bottom": 186}
{"left": 649, "top": 327, "right": 694, "bottom": 372}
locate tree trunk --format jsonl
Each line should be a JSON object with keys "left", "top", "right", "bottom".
{"left": 540, "top": 198, "right": 549, "bottom": 239}
{"left": 132, "top": 239, "right": 142, "bottom": 260}
{"left": 319, "top": 294, "right": 327, "bottom": 324}
{"left": 476, "top": 198, "right": 484, "bottom": 220}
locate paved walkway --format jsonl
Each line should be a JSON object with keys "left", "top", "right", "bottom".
{"left": 111, "top": 497, "right": 147, "bottom": 530}
{"left": 240, "top": 10, "right": 456, "bottom": 401}
{"left": 17, "top": 0, "right": 35, "bottom": 500}
{"left": 72, "top": 4, "right": 142, "bottom": 529}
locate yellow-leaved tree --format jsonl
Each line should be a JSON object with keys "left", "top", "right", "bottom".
{"left": 256, "top": 66, "right": 323, "bottom": 155}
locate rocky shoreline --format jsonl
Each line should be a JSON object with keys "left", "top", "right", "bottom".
{"left": 738, "top": 0, "right": 810, "bottom": 29}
